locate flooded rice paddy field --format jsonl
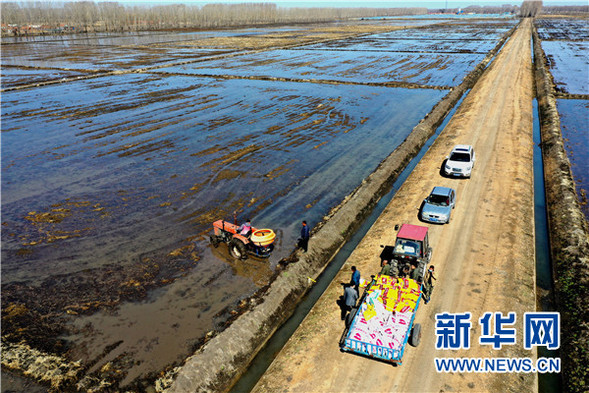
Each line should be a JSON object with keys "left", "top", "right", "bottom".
{"left": 1, "top": 43, "right": 227, "bottom": 71}
{"left": 158, "top": 49, "right": 485, "bottom": 87}
{"left": 303, "top": 36, "right": 498, "bottom": 53}
{"left": 538, "top": 18, "right": 588, "bottom": 95}
{"left": 1, "top": 18, "right": 513, "bottom": 390}
{"left": 1, "top": 21, "right": 448, "bottom": 91}
{"left": 536, "top": 18, "right": 589, "bottom": 41}
{"left": 541, "top": 40, "right": 588, "bottom": 95}
{"left": 538, "top": 18, "right": 589, "bottom": 220}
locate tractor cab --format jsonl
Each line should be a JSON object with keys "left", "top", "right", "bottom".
{"left": 380, "top": 224, "right": 432, "bottom": 281}
{"left": 393, "top": 224, "right": 430, "bottom": 261}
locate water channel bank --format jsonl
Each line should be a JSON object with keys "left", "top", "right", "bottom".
{"left": 532, "top": 22, "right": 589, "bottom": 393}
{"left": 161, "top": 23, "right": 518, "bottom": 393}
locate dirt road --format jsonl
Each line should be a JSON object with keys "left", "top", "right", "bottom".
{"left": 253, "top": 18, "right": 537, "bottom": 393}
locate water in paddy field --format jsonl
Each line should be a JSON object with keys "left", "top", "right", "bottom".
{"left": 1, "top": 71, "right": 445, "bottom": 384}
{"left": 557, "top": 99, "right": 589, "bottom": 221}
{"left": 0, "top": 19, "right": 514, "bottom": 388}
{"left": 537, "top": 18, "right": 589, "bottom": 96}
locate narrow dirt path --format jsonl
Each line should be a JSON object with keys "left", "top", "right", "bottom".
{"left": 253, "top": 18, "right": 536, "bottom": 393}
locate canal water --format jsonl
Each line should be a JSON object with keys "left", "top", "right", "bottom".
{"left": 533, "top": 98, "right": 562, "bottom": 393}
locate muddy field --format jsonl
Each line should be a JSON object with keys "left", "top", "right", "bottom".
{"left": 1, "top": 18, "right": 517, "bottom": 391}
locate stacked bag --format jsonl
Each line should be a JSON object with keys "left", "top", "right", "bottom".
{"left": 349, "top": 275, "right": 421, "bottom": 352}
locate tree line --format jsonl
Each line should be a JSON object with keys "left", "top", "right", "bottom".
{"left": 541, "top": 5, "right": 589, "bottom": 15}
{"left": 1, "top": 1, "right": 427, "bottom": 33}
{"left": 3, "top": 1, "right": 586, "bottom": 35}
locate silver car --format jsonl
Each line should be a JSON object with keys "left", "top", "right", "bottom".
{"left": 420, "top": 186, "right": 456, "bottom": 224}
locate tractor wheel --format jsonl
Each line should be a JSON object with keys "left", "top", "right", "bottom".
{"left": 417, "top": 261, "right": 426, "bottom": 282}
{"left": 410, "top": 323, "right": 422, "bottom": 347}
{"left": 229, "top": 239, "right": 248, "bottom": 260}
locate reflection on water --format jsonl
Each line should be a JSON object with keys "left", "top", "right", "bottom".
{"left": 1, "top": 69, "right": 445, "bottom": 386}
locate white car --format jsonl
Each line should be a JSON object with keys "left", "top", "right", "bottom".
{"left": 444, "top": 145, "right": 476, "bottom": 178}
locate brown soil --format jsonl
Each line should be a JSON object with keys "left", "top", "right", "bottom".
{"left": 253, "top": 18, "right": 537, "bottom": 393}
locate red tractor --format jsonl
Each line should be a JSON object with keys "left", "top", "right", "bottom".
{"left": 379, "top": 223, "right": 432, "bottom": 282}
{"left": 210, "top": 220, "right": 276, "bottom": 260}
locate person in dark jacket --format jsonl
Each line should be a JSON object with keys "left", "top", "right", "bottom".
{"left": 423, "top": 265, "right": 437, "bottom": 304}
{"left": 348, "top": 266, "right": 360, "bottom": 294}
{"left": 299, "top": 220, "right": 310, "bottom": 252}
{"left": 341, "top": 285, "right": 359, "bottom": 320}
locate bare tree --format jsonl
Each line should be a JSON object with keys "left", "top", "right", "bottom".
{"left": 1, "top": 1, "right": 430, "bottom": 35}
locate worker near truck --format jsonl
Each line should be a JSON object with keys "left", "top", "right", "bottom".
{"left": 423, "top": 265, "right": 437, "bottom": 304}
{"left": 342, "top": 266, "right": 361, "bottom": 294}
{"left": 410, "top": 263, "right": 420, "bottom": 281}
{"left": 380, "top": 260, "right": 393, "bottom": 276}
{"left": 341, "top": 285, "right": 359, "bottom": 320}
{"left": 350, "top": 266, "right": 360, "bottom": 293}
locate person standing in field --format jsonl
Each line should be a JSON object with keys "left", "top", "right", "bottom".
{"left": 299, "top": 220, "right": 310, "bottom": 252}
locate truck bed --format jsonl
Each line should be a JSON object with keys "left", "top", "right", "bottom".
{"left": 340, "top": 274, "right": 422, "bottom": 364}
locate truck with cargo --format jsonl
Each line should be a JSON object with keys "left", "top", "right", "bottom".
{"left": 339, "top": 273, "right": 423, "bottom": 364}
{"left": 339, "top": 223, "right": 430, "bottom": 364}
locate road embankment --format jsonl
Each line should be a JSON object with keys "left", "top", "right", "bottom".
{"left": 161, "top": 22, "right": 518, "bottom": 393}
{"left": 532, "top": 23, "right": 589, "bottom": 393}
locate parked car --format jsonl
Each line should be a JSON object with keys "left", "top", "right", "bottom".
{"left": 444, "top": 145, "right": 475, "bottom": 178}
{"left": 420, "top": 186, "right": 456, "bottom": 224}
